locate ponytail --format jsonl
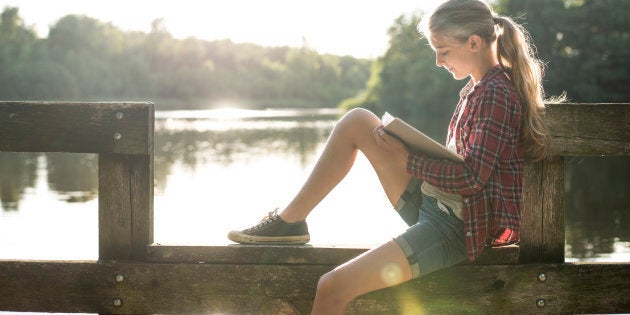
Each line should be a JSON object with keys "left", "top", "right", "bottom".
{"left": 494, "top": 15, "right": 554, "bottom": 160}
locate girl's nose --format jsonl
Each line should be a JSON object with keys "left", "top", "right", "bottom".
{"left": 435, "top": 54, "right": 443, "bottom": 67}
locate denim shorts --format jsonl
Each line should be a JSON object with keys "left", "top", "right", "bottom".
{"left": 393, "top": 177, "right": 467, "bottom": 278}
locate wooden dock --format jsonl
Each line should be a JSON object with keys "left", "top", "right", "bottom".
{"left": 0, "top": 101, "right": 629, "bottom": 314}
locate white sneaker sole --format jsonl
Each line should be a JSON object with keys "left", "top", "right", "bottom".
{"left": 228, "top": 230, "right": 310, "bottom": 245}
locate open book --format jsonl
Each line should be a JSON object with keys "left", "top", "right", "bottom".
{"left": 382, "top": 112, "right": 464, "bottom": 163}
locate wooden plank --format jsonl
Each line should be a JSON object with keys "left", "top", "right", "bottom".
{"left": 129, "top": 154, "right": 154, "bottom": 261}
{"left": 99, "top": 154, "right": 154, "bottom": 261}
{"left": 99, "top": 154, "right": 133, "bottom": 260}
{"left": 1, "top": 260, "right": 628, "bottom": 314}
{"left": 541, "top": 157, "right": 565, "bottom": 262}
{"left": 545, "top": 103, "right": 630, "bottom": 156}
{"left": 520, "top": 157, "right": 565, "bottom": 263}
{"left": 147, "top": 244, "right": 519, "bottom": 265}
{"left": 0, "top": 102, "right": 153, "bottom": 154}
{"left": 147, "top": 244, "right": 367, "bottom": 265}
{"left": 2, "top": 102, "right": 626, "bottom": 156}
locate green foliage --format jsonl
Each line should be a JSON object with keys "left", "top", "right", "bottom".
{"left": 2, "top": 1, "right": 627, "bottom": 111}
{"left": 493, "top": 0, "right": 629, "bottom": 102}
{"left": 0, "top": 7, "right": 370, "bottom": 109}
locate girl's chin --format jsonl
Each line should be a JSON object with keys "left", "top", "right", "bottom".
{"left": 451, "top": 72, "right": 467, "bottom": 80}
{"left": 444, "top": 67, "right": 468, "bottom": 80}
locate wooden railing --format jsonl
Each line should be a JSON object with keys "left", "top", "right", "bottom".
{"left": 0, "top": 101, "right": 628, "bottom": 314}
{"left": 0, "top": 101, "right": 154, "bottom": 262}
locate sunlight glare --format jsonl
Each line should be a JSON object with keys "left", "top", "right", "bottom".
{"left": 381, "top": 262, "right": 404, "bottom": 286}
{"left": 212, "top": 105, "right": 247, "bottom": 121}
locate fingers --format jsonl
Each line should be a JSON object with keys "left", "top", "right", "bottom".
{"left": 373, "top": 124, "right": 384, "bottom": 142}
{"left": 374, "top": 125, "right": 401, "bottom": 149}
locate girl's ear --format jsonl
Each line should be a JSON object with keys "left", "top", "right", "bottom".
{"left": 468, "top": 34, "right": 483, "bottom": 52}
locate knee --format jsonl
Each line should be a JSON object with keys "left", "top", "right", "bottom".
{"left": 342, "top": 107, "right": 377, "bottom": 123}
{"left": 316, "top": 271, "right": 336, "bottom": 296}
{"left": 336, "top": 108, "right": 379, "bottom": 133}
{"left": 315, "top": 270, "right": 351, "bottom": 305}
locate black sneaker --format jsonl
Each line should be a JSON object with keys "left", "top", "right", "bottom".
{"left": 228, "top": 209, "right": 310, "bottom": 245}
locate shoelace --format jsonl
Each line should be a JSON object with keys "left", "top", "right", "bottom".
{"left": 245, "top": 208, "right": 280, "bottom": 231}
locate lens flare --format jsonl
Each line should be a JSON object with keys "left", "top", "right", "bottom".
{"left": 381, "top": 263, "right": 404, "bottom": 286}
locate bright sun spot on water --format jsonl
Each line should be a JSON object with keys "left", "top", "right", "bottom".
{"left": 211, "top": 105, "right": 247, "bottom": 120}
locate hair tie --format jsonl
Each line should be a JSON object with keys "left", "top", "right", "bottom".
{"left": 493, "top": 16, "right": 502, "bottom": 26}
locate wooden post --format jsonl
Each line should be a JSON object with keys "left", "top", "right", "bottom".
{"left": 520, "top": 157, "right": 565, "bottom": 263}
{"left": 98, "top": 154, "right": 153, "bottom": 261}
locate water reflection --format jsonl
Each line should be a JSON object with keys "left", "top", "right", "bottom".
{"left": 46, "top": 153, "right": 98, "bottom": 203}
{"left": 152, "top": 111, "right": 335, "bottom": 193}
{"left": 0, "top": 109, "right": 629, "bottom": 261}
{"left": 565, "top": 156, "right": 630, "bottom": 261}
{"left": 0, "top": 152, "right": 37, "bottom": 210}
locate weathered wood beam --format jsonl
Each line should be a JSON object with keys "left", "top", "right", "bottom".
{"left": 521, "top": 157, "right": 565, "bottom": 263}
{"left": 545, "top": 103, "right": 630, "bottom": 156}
{"left": 0, "top": 102, "right": 153, "bottom": 154}
{"left": 99, "top": 153, "right": 154, "bottom": 261}
{"left": 146, "top": 243, "right": 519, "bottom": 265}
{"left": 1, "top": 260, "right": 628, "bottom": 314}
{"left": 2, "top": 102, "right": 627, "bottom": 156}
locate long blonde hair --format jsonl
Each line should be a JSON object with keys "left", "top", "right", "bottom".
{"left": 419, "top": 0, "right": 554, "bottom": 160}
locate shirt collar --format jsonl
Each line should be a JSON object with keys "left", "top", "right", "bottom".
{"left": 459, "top": 65, "right": 505, "bottom": 98}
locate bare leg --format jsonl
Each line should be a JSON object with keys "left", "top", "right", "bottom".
{"left": 311, "top": 240, "right": 413, "bottom": 314}
{"left": 280, "top": 108, "right": 412, "bottom": 222}
{"left": 276, "top": 108, "right": 415, "bottom": 313}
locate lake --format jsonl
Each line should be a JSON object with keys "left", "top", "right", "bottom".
{"left": 1, "top": 108, "right": 628, "bottom": 262}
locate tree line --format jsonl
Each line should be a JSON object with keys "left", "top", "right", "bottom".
{"left": 2, "top": 1, "right": 627, "bottom": 114}
{"left": 0, "top": 7, "right": 371, "bottom": 109}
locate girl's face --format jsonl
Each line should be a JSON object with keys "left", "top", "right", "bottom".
{"left": 429, "top": 34, "right": 478, "bottom": 81}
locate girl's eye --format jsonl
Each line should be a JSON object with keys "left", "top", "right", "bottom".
{"left": 441, "top": 51, "right": 449, "bottom": 56}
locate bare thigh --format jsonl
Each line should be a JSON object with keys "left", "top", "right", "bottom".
{"left": 312, "top": 239, "right": 413, "bottom": 314}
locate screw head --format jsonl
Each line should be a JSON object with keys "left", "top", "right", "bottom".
{"left": 116, "top": 112, "right": 124, "bottom": 119}
{"left": 114, "top": 132, "right": 122, "bottom": 140}
{"left": 115, "top": 274, "right": 124, "bottom": 283}
{"left": 538, "top": 273, "right": 547, "bottom": 282}
{"left": 113, "top": 297, "right": 123, "bottom": 307}
{"left": 536, "top": 299, "right": 545, "bottom": 308}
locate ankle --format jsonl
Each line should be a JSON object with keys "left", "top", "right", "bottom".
{"left": 278, "top": 210, "right": 305, "bottom": 224}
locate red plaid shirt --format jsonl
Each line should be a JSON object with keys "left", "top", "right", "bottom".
{"left": 407, "top": 66, "right": 523, "bottom": 261}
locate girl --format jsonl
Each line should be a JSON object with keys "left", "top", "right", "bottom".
{"left": 228, "top": 0, "right": 552, "bottom": 313}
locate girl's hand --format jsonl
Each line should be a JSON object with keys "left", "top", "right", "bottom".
{"left": 373, "top": 124, "right": 409, "bottom": 168}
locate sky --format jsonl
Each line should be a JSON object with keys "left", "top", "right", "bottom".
{"left": 0, "top": 0, "right": 443, "bottom": 58}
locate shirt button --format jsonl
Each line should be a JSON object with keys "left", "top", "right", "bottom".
{"left": 473, "top": 184, "right": 481, "bottom": 190}
{"left": 466, "top": 232, "right": 472, "bottom": 237}
{"left": 464, "top": 198, "right": 470, "bottom": 204}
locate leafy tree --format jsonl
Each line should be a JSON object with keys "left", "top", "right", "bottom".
{"left": 0, "top": 6, "right": 370, "bottom": 109}
{"left": 494, "top": 0, "right": 630, "bottom": 102}
{"left": 0, "top": 7, "right": 39, "bottom": 99}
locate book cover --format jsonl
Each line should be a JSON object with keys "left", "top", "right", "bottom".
{"left": 381, "top": 112, "right": 464, "bottom": 163}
